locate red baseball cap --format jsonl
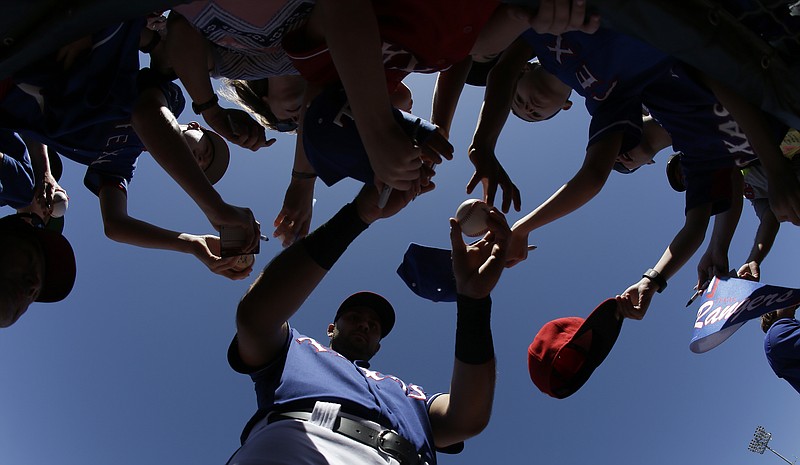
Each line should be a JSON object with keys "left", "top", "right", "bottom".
{"left": 528, "top": 299, "right": 623, "bottom": 399}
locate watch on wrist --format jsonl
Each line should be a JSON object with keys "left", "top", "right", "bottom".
{"left": 191, "top": 94, "right": 219, "bottom": 115}
{"left": 642, "top": 268, "right": 667, "bottom": 293}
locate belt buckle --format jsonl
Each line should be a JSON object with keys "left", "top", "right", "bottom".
{"left": 377, "top": 429, "right": 413, "bottom": 465}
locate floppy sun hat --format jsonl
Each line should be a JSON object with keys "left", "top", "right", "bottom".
{"left": 335, "top": 291, "right": 396, "bottom": 338}
{"left": 528, "top": 299, "right": 623, "bottom": 399}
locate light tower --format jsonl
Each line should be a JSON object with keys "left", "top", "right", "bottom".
{"left": 748, "top": 426, "right": 796, "bottom": 465}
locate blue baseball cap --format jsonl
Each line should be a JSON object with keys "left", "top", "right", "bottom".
{"left": 396, "top": 243, "right": 457, "bottom": 303}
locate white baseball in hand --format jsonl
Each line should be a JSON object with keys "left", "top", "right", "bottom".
{"left": 232, "top": 254, "right": 255, "bottom": 272}
{"left": 455, "top": 199, "right": 491, "bottom": 237}
{"left": 51, "top": 190, "right": 69, "bottom": 218}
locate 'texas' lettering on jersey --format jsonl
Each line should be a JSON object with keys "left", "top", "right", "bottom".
{"left": 296, "top": 336, "right": 427, "bottom": 401}
{"left": 543, "top": 35, "right": 619, "bottom": 103}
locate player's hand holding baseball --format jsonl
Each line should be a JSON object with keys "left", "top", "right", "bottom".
{"left": 204, "top": 106, "right": 275, "bottom": 152}
{"left": 183, "top": 233, "right": 253, "bottom": 280}
{"left": 467, "top": 145, "right": 521, "bottom": 213}
{"left": 273, "top": 176, "right": 315, "bottom": 247}
{"left": 615, "top": 278, "right": 658, "bottom": 320}
{"left": 450, "top": 208, "right": 510, "bottom": 299}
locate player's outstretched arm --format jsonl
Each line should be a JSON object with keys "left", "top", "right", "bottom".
{"left": 616, "top": 204, "right": 712, "bottom": 319}
{"left": 428, "top": 210, "right": 509, "bottom": 447}
{"left": 506, "top": 132, "right": 622, "bottom": 267}
{"left": 97, "top": 185, "right": 249, "bottom": 280}
{"left": 236, "top": 184, "right": 429, "bottom": 368}
{"left": 695, "top": 170, "right": 743, "bottom": 289}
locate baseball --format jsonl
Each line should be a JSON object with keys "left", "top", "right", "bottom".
{"left": 232, "top": 254, "right": 255, "bottom": 272}
{"left": 455, "top": 199, "right": 491, "bottom": 237}
{"left": 51, "top": 190, "right": 69, "bottom": 218}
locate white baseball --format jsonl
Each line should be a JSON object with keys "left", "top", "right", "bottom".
{"left": 455, "top": 199, "right": 491, "bottom": 237}
{"left": 232, "top": 254, "right": 255, "bottom": 272}
{"left": 51, "top": 191, "right": 69, "bottom": 218}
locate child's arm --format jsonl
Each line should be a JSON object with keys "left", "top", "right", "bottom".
{"left": 616, "top": 204, "right": 713, "bottom": 319}
{"left": 132, "top": 87, "right": 260, "bottom": 255}
{"left": 507, "top": 132, "right": 623, "bottom": 266}
{"left": 468, "top": 37, "right": 533, "bottom": 212}
{"left": 274, "top": 114, "right": 316, "bottom": 248}
{"left": 164, "top": 13, "right": 268, "bottom": 151}
{"left": 695, "top": 169, "right": 743, "bottom": 289}
{"left": 98, "top": 185, "right": 250, "bottom": 280}
{"left": 739, "top": 198, "right": 780, "bottom": 281}
{"left": 431, "top": 56, "right": 473, "bottom": 139}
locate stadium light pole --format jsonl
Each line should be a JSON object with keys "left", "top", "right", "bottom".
{"left": 748, "top": 426, "right": 796, "bottom": 465}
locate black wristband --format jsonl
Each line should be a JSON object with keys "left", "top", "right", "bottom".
{"left": 192, "top": 94, "right": 219, "bottom": 115}
{"left": 454, "top": 294, "right": 494, "bottom": 365}
{"left": 643, "top": 268, "right": 667, "bottom": 293}
{"left": 291, "top": 169, "right": 318, "bottom": 179}
{"left": 301, "top": 202, "right": 368, "bottom": 270}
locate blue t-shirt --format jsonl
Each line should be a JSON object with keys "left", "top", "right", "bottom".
{"left": 229, "top": 326, "right": 439, "bottom": 464}
{"left": 764, "top": 318, "right": 800, "bottom": 394}
{"left": 522, "top": 28, "right": 785, "bottom": 213}
{"left": 0, "top": 130, "right": 35, "bottom": 208}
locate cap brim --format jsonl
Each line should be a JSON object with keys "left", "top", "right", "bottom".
{"left": 33, "top": 227, "right": 76, "bottom": 303}
{"left": 666, "top": 153, "right": 686, "bottom": 192}
{"left": 202, "top": 129, "right": 231, "bottom": 185}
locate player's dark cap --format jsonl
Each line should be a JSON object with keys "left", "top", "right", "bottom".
{"left": 0, "top": 214, "right": 76, "bottom": 303}
{"left": 198, "top": 125, "right": 231, "bottom": 185}
{"left": 527, "top": 299, "right": 623, "bottom": 399}
{"left": 335, "top": 291, "right": 396, "bottom": 339}
{"left": 396, "top": 243, "right": 457, "bottom": 303}
{"left": 666, "top": 152, "right": 686, "bottom": 192}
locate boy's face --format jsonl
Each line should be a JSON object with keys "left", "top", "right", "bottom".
{"left": 181, "top": 122, "right": 214, "bottom": 171}
{"left": 0, "top": 234, "right": 45, "bottom": 327}
{"left": 615, "top": 144, "right": 656, "bottom": 172}
{"left": 513, "top": 64, "right": 570, "bottom": 122}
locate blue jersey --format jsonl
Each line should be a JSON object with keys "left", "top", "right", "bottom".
{"left": 522, "top": 28, "right": 785, "bottom": 213}
{"left": 2, "top": 68, "right": 184, "bottom": 196}
{"left": 229, "top": 326, "right": 439, "bottom": 464}
{"left": 0, "top": 130, "right": 35, "bottom": 208}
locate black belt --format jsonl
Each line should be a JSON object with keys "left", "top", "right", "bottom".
{"left": 268, "top": 411, "right": 422, "bottom": 465}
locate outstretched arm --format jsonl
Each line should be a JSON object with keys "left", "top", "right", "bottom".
{"left": 468, "top": 37, "right": 532, "bottom": 212}
{"left": 616, "top": 204, "right": 713, "bottom": 319}
{"left": 98, "top": 185, "right": 249, "bottom": 280}
{"left": 739, "top": 198, "right": 780, "bottom": 281}
{"left": 428, "top": 209, "right": 510, "bottom": 447}
{"left": 695, "top": 169, "right": 743, "bottom": 289}
{"left": 507, "top": 132, "right": 622, "bottom": 266}
{"left": 236, "top": 184, "right": 429, "bottom": 368}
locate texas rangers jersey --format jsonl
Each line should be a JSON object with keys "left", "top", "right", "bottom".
{"left": 284, "top": 0, "right": 499, "bottom": 91}
{"left": 522, "top": 27, "right": 786, "bottom": 213}
{"left": 229, "top": 326, "right": 439, "bottom": 464}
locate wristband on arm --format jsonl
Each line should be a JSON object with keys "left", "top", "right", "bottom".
{"left": 300, "top": 202, "right": 369, "bottom": 270}
{"left": 454, "top": 294, "right": 494, "bottom": 364}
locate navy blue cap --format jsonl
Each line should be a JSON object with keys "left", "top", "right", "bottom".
{"left": 397, "top": 243, "right": 457, "bottom": 303}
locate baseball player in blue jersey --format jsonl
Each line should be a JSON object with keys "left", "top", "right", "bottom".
{"left": 227, "top": 185, "right": 510, "bottom": 465}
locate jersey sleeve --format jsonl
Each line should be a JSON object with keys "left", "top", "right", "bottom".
{"left": 136, "top": 68, "right": 186, "bottom": 118}
{"left": 0, "top": 130, "right": 35, "bottom": 208}
{"left": 586, "top": 95, "right": 645, "bottom": 154}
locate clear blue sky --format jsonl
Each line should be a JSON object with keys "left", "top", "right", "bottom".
{"left": 1, "top": 68, "right": 798, "bottom": 464}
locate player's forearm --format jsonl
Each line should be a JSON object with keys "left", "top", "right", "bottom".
{"left": 431, "top": 57, "right": 472, "bottom": 138}
{"left": 133, "top": 94, "right": 226, "bottom": 217}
